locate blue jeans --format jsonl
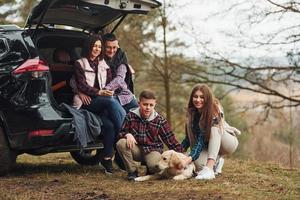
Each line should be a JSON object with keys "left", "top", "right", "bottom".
{"left": 100, "top": 116, "right": 116, "bottom": 157}
{"left": 123, "top": 98, "right": 139, "bottom": 113}
{"left": 82, "top": 96, "right": 126, "bottom": 132}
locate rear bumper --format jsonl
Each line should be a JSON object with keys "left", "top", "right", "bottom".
{"left": 12, "top": 121, "right": 104, "bottom": 155}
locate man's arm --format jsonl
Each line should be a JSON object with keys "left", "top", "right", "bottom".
{"left": 119, "top": 113, "right": 139, "bottom": 138}
{"left": 119, "top": 114, "right": 131, "bottom": 138}
{"left": 158, "top": 119, "right": 183, "bottom": 153}
{"left": 118, "top": 113, "right": 138, "bottom": 149}
{"left": 104, "top": 64, "right": 128, "bottom": 91}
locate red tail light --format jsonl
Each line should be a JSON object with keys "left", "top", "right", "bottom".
{"left": 13, "top": 58, "right": 49, "bottom": 75}
{"left": 28, "top": 129, "right": 54, "bottom": 139}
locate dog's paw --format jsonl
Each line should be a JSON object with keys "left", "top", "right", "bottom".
{"left": 173, "top": 175, "right": 187, "bottom": 180}
{"left": 134, "top": 176, "right": 149, "bottom": 181}
{"left": 134, "top": 177, "right": 143, "bottom": 181}
{"left": 134, "top": 175, "right": 155, "bottom": 181}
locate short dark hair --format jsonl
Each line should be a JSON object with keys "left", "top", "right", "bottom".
{"left": 81, "top": 34, "right": 104, "bottom": 60}
{"left": 139, "top": 90, "right": 156, "bottom": 100}
{"left": 102, "top": 33, "right": 118, "bottom": 42}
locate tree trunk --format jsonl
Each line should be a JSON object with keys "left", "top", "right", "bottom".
{"left": 162, "top": 3, "right": 171, "bottom": 124}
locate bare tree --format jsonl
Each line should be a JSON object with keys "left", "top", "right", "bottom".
{"left": 117, "top": 0, "right": 195, "bottom": 126}
{"left": 179, "top": 0, "right": 300, "bottom": 167}
{"left": 181, "top": 0, "right": 300, "bottom": 111}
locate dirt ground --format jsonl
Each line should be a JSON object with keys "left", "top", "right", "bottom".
{"left": 0, "top": 153, "right": 299, "bottom": 200}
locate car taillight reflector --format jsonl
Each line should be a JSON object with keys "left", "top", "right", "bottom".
{"left": 13, "top": 59, "right": 49, "bottom": 75}
{"left": 28, "top": 129, "right": 54, "bottom": 139}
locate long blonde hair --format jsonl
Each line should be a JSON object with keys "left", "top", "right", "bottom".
{"left": 187, "top": 84, "right": 221, "bottom": 141}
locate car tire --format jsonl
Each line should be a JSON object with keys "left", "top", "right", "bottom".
{"left": 0, "top": 127, "right": 17, "bottom": 176}
{"left": 70, "top": 149, "right": 103, "bottom": 165}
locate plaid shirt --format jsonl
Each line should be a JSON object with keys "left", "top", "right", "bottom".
{"left": 104, "top": 64, "right": 134, "bottom": 105}
{"left": 182, "top": 134, "right": 206, "bottom": 161}
{"left": 182, "top": 111, "right": 213, "bottom": 161}
{"left": 119, "top": 109, "right": 183, "bottom": 154}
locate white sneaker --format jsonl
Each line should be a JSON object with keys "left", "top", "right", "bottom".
{"left": 214, "top": 157, "right": 224, "bottom": 175}
{"left": 195, "top": 166, "right": 215, "bottom": 180}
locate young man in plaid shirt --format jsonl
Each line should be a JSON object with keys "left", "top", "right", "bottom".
{"left": 116, "top": 90, "right": 183, "bottom": 180}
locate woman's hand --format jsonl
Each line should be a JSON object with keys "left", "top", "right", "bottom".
{"left": 78, "top": 91, "right": 91, "bottom": 105}
{"left": 125, "top": 133, "right": 137, "bottom": 150}
{"left": 97, "top": 89, "right": 114, "bottom": 96}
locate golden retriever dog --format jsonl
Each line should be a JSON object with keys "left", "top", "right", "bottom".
{"left": 134, "top": 150, "right": 195, "bottom": 181}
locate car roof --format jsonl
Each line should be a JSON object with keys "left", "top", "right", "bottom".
{"left": 25, "top": 0, "right": 161, "bottom": 32}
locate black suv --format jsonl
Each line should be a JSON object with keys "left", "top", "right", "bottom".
{"left": 0, "top": 0, "right": 160, "bottom": 175}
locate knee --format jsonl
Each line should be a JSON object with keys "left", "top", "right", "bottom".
{"left": 116, "top": 138, "right": 127, "bottom": 152}
{"left": 220, "top": 133, "right": 239, "bottom": 155}
{"left": 147, "top": 161, "right": 161, "bottom": 174}
{"left": 148, "top": 165, "right": 160, "bottom": 174}
{"left": 109, "top": 100, "right": 125, "bottom": 114}
{"left": 106, "top": 97, "right": 118, "bottom": 106}
{"left": 145, "top": 152, "right": 161, "bottom": 173}
{"left": 228, "top": 138, "right": 239, "bottom": 154}
{"left": 147, "top": 162, "right": 158, "bottom": 170}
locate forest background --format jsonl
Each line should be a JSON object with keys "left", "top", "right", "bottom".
{"left": 1, "top": 0, "right": 299, "bottom": 168}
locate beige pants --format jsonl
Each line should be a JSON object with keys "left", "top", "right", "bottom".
{"left": 194, "top": 127, "right": 238, "bottom": 171}
{"left": 116, "top": 138, "right": 162, "bottom": 173}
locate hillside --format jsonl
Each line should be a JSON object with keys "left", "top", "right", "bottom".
{"left": 0, "top": 153, "right": 299, "bottom": 200}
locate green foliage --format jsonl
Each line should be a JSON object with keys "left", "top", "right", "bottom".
{"left": 19, "top": 0, "right": 37, "bottom": 25}
{"left": 0, "top": 0, "right": 37, "bottom": 25}
{"left": 115, "top": 2, "right": 194, "bottom": 128}
{"left": 0, "top": 0, "right": 17, "bottom": 24}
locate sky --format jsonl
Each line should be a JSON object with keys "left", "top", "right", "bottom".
{"left": 171, "top": 1, "right": 242, "bottom": 57}
{"left": 170, "top": 0, "right": 299, "bottom": 64}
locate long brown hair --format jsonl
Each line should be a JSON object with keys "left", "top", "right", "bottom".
{"left": 187, "top": 84, "right": 220, "bottom": 141}
{"left": 81, "top": 34, "right": 104, "bottom": 60}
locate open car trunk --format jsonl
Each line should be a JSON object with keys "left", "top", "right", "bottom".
{"left": 31, "top": 29, "right": 87, "bottom": 106}
{"left": 26, "top": 0, "right": 161, "bottom": 108}
{"left": 26, "top": 0, "right": 161, "bottom": 32}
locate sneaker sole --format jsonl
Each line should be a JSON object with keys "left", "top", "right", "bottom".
{"left": 195, "top": 174, "right": 215, "bottom": 180}
{"left": 214, "top": 158, "right": 224, "bottom": 175}
{"left": 104, "top": 170, "right": 113, "bottom": 175}
{"left": 99, "top": 163, "right": 113, "bottom": 175}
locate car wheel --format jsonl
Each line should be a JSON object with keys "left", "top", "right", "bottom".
{"left": 70, "top": 149, "right": 103, "bottom": 165}
{"left": 0, "top": 127, "right": 17, "bottom": 176}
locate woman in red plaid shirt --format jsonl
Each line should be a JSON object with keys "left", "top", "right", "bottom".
{"left": 116, "top": 89, "right": 183, "bottom": 181}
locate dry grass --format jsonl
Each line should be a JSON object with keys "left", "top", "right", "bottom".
{"left": 0, "top": 153, "right": 299, "bottom": 200}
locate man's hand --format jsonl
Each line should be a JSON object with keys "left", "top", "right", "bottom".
{"left": 98, "top": 89, "right": 114, "bottom": 96}
{"left": 78, "top": 91, "right": 91, "bottom": 105}
{"left": 125, "top": 133, "right": 137, "bottom": 150}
